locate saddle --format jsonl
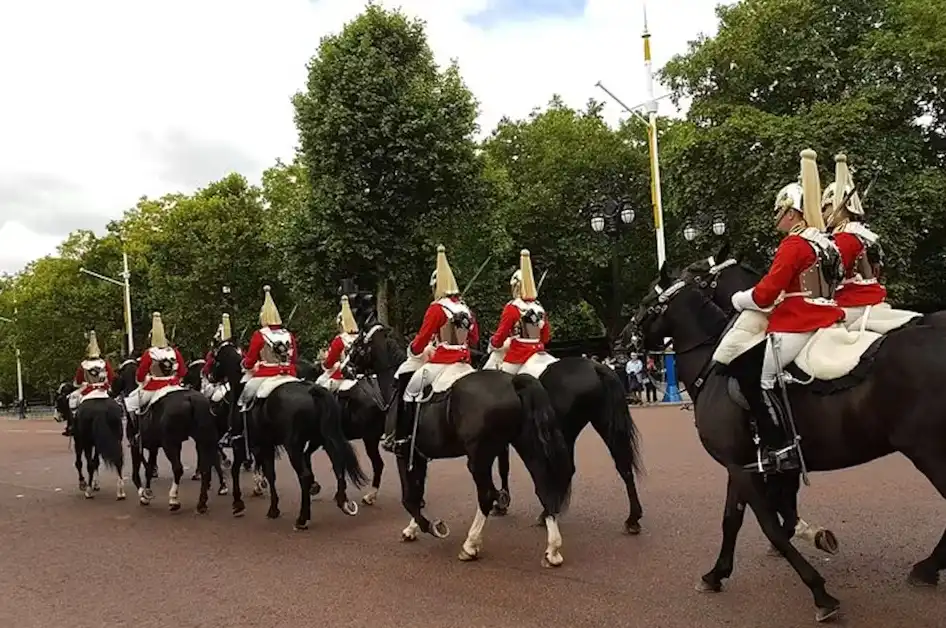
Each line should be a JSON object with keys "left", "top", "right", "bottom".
{"left": 715, "top": 311, "right": 887, "bottom": 397}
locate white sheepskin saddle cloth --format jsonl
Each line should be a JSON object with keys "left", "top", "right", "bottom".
{"left": 257, "top": 374, "right": 301, "bottom": 399}
{"left": 712, "top": 311, "right": 883, "bottom": 382}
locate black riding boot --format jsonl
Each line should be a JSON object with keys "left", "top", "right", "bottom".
{"left": 742, "top": 387, "right": 800, "bottom": 473}
{"left": 62, "top": 417, "right": 72, "bottom": 437}
{"left": 382, "top": 374, "right": 411, "bottom": 452}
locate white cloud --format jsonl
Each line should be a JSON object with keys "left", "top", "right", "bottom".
{"left": 0, "top": 0, "right": 727, "bottom": 273}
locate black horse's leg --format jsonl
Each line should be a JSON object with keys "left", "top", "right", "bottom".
{"left": 74, "top": 440, "right": 86, "bottom": 493}
{"left": 697, "top": 473, "right": 747, "bottom": 591}
{"left": 589, "top": 417, "right": 644, "bottom": 534}
{"left": 140, "top": 447, "right": 158, "bottom": 505}
{"left": 361, "top": 436, "right": 384, "bottom": 505}
{"left": 164, "top": 442, "right": 185, "bottom": 512}
{"left": 260, "top": 447, "right": 280, "bottom": 519}
{"left": 397, "top": 457, "right": 444, "bottom": 540}
{"left": 287, "top": 446, "right": 313, "bottom": 530}
{"left": 89, "top": 448, "right": 101, "bottom": 493}
{"left": 733, "top": 469, "right": 840, "bottom": 622}
{"left": 492, "top": 445, "right": 511, "bottom": 516}
{"left": 459, "top": 453, "right": 499, "bottom": 561}
{"left": 903, "top": 452, "right": 946, "bottom": 586}
{"left": 130, "top": 443, "right": 144, "bottom": 502}
{"left": 230, "top": 441, "right": 246, "bottom": 517}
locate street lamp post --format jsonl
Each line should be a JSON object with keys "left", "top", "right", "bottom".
{"left": 586, "top": 196, "right": 636, "bottom": 349}
{"left": 683, "top": 214, "right": 728, "bottom": 244}
{"left": 0, "top": 309, "right": 25, "bottom": 418}
{"left": 80, "top": 250, "right": 134, "bottom": 356}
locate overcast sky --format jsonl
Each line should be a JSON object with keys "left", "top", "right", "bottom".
{"left": 0, "top": 0, "right": 729, "bottom": 273}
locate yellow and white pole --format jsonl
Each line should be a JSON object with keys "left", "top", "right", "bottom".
{"left": 642, "top": 1, "right": 667, "bottom": 269}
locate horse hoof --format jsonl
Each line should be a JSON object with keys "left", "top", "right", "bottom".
{"left": 251, "top": 489, "right": 263, "bottom": 497}
{"left": 495, "top": 490, "right": 511, "bottom": 510}
{"left": 361, "top": 491, "right": 377, "bottom": 505}
{"left": 232, "top": 504, "right": 246, "bottom": 518}
{"left": 624, "top": 520, "right": 642, "bottom": 535}
{"left": 458, "top": 547, "right": 479, "bottom": 561}
{"left": 815, "top": 605, "right": 841, "bottom": 623}
{"left": 266, "top": 508, "right": 280, "bottom": 519}
{"left": 84, "top": 490, "right": 94, "bottom": 500}
{"left": 907, "top": 567, "right": 939, "bottom": 588}
{"left": 815, "top": 530, "right": 840, "bottom": 555}
{"left": 169, "top": 502, "right": 181, "bottom": 512}
{"left": 294, "top": 522, "right": 309, "bottom": 531}
{"left": 196, "top": 504, "right": 208, "bottom": 515}
{"left": 341, "top": 500, "right": 359, "bottom": 516}
{"left": 696, "top": 577, "right": 722, "bottom": 593}
{"left": 92, "top": 483, "right": 100, "bottom": 492}
{"left": 430, "top": 520, "right": 450, "bottom": 539}
{"left": 78, "top": 480, "right": 87, "bottom": 491}
{"left": 542, "top": 551, "right": 564, "bottom": 568}
{"left": 491, "top": 506, "right": 508, "bottom": 517}
{"left": 401, "top": 532, "right": 417, "bottom": 543}
{"left": 190, "top": 473, "right": 200, "bottom": 481}
{"left": 116, "top": 494, "right": 126, "bottom": 501}
{"left": 139, "top": 498, "right": 151, "bottom": 506}
{"left": 217, "top": 486, "right": 229, "bottom": 496}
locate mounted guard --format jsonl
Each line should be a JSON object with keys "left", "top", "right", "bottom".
{"left": 124, "top": 313, "right": 187, "bottom": 417}
{"left": 202, "top": 313, "right": 232, "bottom": 401}
{"left": 484, "top": 249, "right": 556, "bottom": 376}
{"left": 64, "top": 331, "right": 115, "bottom": 437}
{"left": 382, "top": 244, "right": 479, "bottom": 454}
{"left": 822, "top": 153, "right": 920, "bottom": 332}
{"left": 729, "top": 149, "right": 845, "bottom": 473}
{"left": 236, "top": 286, "right": 298, "bottom": 419}
{"left": 317, "top": 296, "right": 359, "bottom": 393}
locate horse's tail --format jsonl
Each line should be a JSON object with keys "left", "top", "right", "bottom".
{"left": 308, "top": 385, "right": 368, "bottom": 489}
{"left": 512, "top": 374, "right": 574, "bottom": 515}
{"left": 594, "top": 362, "right": 644, "bottom": 476}
{"left": 92, "top": 401, "right": 124, "bottom": 471}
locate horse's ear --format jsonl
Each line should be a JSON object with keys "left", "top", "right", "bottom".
{"left": 715, "top": 241, "right": 731, "bottom": 262}
{"left": 658, "top": 261, "right": 671, "bottom": 284}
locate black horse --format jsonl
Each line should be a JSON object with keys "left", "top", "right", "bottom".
{"left": 54, "top": 381, "right": 76, "bottom": 435}
{"left": 633, "top": 261, "right": 946, "bottom": 622}
{"left": 70, "top": 393, "right": 126, "bottom": 500}
{"left": 211, "top": 343, "right": 367, "bottom": 530}
{"left": 113, "top": 360, "right": 217, "bottom": 513}
{"left": 491, "top": 352, "right": 644, "bottom": 533}
{"left": 182, "top": 358, "right": 231, "bottom": 493}
{"left": 347, "top": 324, "right": 575, "bottom": 566}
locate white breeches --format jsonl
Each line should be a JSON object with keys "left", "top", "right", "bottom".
{"left": 482, "top": 350, "right": 504, "bottom": 370}
{"left": 123, "top": 388, "right": 155, "bottom": 414}
{"left": 404, "top": 363, "right": 449, "bottom": 401}
{"left": 239, "top": 376, "right": 266, "bottom": 406}
{"left": 497, "top": 361, "right": 522, "bottom": 375}
{"left": 761, "top": 332, "right": 813, "bottom": 390}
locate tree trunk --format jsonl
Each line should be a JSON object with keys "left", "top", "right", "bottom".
{"left": 376, "top": 277, "right": 390, "bottom": 326}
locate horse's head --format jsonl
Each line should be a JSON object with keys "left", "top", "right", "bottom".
{"left": 678, "top": 242, "right": 762, "bottom": 316}
{"left": 347, "top": 324, "right": 405, "bottom": 377}
{"left": 211, "top": 342, "right": 243, "bottom": 385}
{"left": 183, "top": 359, "right": 204, "bottom": 390}
{"left": 296, "top": 357, "right": 320, "bottom": 382}
{"left": 633, "top": 260, "right": 731, "bottom": 354}
{"left": 112, "top": 358, "right": 139, "bottom": 397}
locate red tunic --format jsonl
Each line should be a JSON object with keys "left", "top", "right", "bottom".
{"left": 201, "top": 350, "right": 214, "bottom": 377}
{"left": 242, "top": 325, "right": 298, "bottom": 377}
{"left": 74, "top": 361, "right": 115, "bottom": 396}
{"left": 410, "top": 297, "right": 478, "bottom": 364}
{"left": 323, "top": 334, "right": 351, "bottom": 381}
{"left": 136, "top": 347, "right": 187, "bottom": 391}
{"left": 832, "top": 232, "right": 887, "bottom": 308}
{"left": 750, "top": 234, "right": 845, "bottom": 333}
{"left": 490, "top": 301, "right": 552, "bottom": 364}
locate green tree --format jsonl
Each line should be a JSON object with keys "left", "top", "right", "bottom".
{"left": 482, "top": 97, "right": 652, "bottom": 342}
{"left": 660, "top": 0, "right": 946, "bottom": 308}
{"left": 291, "top": 5, "right": 489, "bottom": 331}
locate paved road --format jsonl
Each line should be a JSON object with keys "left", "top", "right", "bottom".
{"left": 1, "top": 407, "right": 944, "bottom": 628}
